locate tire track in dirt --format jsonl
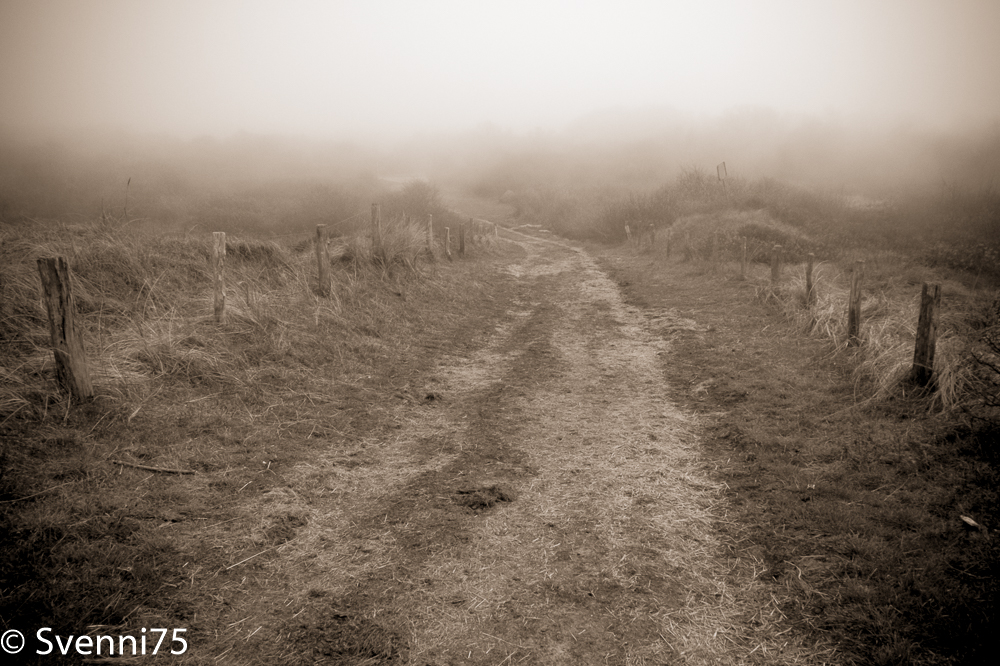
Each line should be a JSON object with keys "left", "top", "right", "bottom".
{"left": 275, "top": 234, "right": 748, "bottom": 665}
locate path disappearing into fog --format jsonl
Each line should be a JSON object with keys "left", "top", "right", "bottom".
{"left": 278, "top": 231, "right": 743, "bottom": 665}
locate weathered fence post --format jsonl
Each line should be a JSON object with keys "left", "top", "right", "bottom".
{"left": 212, "top": 232, "right": 226, "bottom": 323}
{"left": 740, "top": 237, "right": 748, "bottom": 280}
{"left": 911, "top": 283, "right": 941, "bottom": 386}
{"left": 625, "top": 225, "right": 632, "bottom": 243}
{"left": 805, "top": 253, "right": 816, "bottom": 306}
{"left": 770, "top": 245, "right": 782, "bottom": 284}
{"left": 847, "top": 260, "right": 864, "bottom": 346}
{"left": 0, "top": 238, "right": 5, "bottom": 319}
{"left": 445, "top": 227, "right": 452, "bottom": 261}
{"left": 36, "top": 257, "right": 93, "bottom": 401}
{"left": 315, "top": 225, "right": 330, "bottom": 297}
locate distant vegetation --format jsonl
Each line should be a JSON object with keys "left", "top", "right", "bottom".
{"left": 479, "top": 165, "right": 1000, "bottom": 281}
{"left": 454, "top": 109, "right": 1000, "bottom": 279}
{"left": 455, "top": 120, "right": 1000, "bottom": 436}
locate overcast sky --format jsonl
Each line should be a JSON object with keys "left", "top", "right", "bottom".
{"left": 2, "top": 0, "right": 999, "bottom": 140}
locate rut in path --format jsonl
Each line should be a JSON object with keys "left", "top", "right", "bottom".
{"left": 268, "top": 237, "right": 748, "bottom": 665}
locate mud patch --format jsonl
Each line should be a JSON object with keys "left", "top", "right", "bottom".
{"left": 253, "top": 511, "right": 308, "bottom": 546}
{"left": 453, "top": 484, "right": 517, "bottom": 512}
{"left": 289, "top": 608, "right": 408, "bottom": 665}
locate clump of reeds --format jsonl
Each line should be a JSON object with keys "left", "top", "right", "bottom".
{"left": 763, "top": 256, "right": 992, "bottom": 411}
{"left": 365, "top": 215, "right": 429, "bottom": 271}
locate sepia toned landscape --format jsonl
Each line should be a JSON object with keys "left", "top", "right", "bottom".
{"left": 2, "top": 2, "right": 999, "bottom": 665}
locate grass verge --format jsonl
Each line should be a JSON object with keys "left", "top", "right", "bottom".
{"left": 596, "top": 242, "right": 999, "bottom": 666}
{"left": 0, "top": 211, "right": 515, "bottom": 664}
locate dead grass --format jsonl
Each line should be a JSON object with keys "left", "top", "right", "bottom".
{"left": 0, "top": 209, "right": 525, "bottom": 663}
{"left": 635, "top": 208, "right": 998, "bottom": 414}
{"left": 598, "top": 237, "right": 1000, "bottom": 666}
{"left": 4, "top": 185, "right": 997, "bottom": 665}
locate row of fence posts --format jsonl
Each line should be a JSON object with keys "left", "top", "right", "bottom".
{"left": 763, "top": 243, "right": 939, "bottom": 387}
{"left": 625, "top": 224, "right": 942, "bottom": 388}
{"left": 33, "top": 206, "right": 502, "bottom": 401}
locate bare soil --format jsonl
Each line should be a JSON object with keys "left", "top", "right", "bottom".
{"left": 205, "top": 230, "right": 792, "bottom": 665}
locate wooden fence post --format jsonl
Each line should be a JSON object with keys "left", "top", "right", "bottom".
{"left": 625, "top": 225, "right": 632, "bottom": 243}
{"left": 316, "top": 225, "right": 330, "bottom": 297}
{"left": 847, "top": 260, "right": 864, "bottom": 346}
{"left": 212, "top": 232, "right": 226, "bottom": 323}
{"left": 911, "top": 283, "right": 941, "bottom": 386}
{"left": 805, "top": 253, "right": 816, "bottom": 306}
{"left": 36, "top": 257, "right": 93, "bottom": 401}
{"left": 770, "top": 245, "right": 782, "bottom": 284}
{"left": 0, "top": 238, "right": 5, "bottom": 319}
{"left": 665, "top": 227, "right": 672, "bottom": 258}
{"left": 445, "top": 227, "right": 452, "bottom": 261}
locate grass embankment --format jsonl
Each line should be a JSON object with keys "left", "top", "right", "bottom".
{"left": 0, "top": 201, "right": 512, "bottom": 664}
{"left": 596, "top": 201, "right": 999, "bottom": 664}
{"left": 488, "top": 165, "right": 1000, "bottom": 284}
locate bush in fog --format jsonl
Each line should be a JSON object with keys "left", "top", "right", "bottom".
{"left": 382, "top": 181, "right": 443, "bottom": 222}
{"left": 594, "top": 187, "right": 676, "bottom": 241}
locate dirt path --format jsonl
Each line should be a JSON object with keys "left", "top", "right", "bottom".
{"left": 245, "top": 231, "right": 759, "bottom": 666}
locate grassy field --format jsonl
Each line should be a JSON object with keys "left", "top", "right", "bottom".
{"left": 590, "top": 189, "right": 999, "bottom": 664}
{"left": 475, "top": 153, "right": 999, "bottom": 662}
{"left": 600, "top": 246, "right": 999, "bottom": 665}
{"left": 0, "top": 169, "right": 510, "bottom": 664}
{"left": 2, "top": 132, "right": 999, "bottom": 664}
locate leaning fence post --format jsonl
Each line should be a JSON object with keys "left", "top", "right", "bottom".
{"left": 316, "top": 225, "right": 330, "bottom": 296}
{"left": 911, "top": 283, "right": 941, "bottom": 386}
{"left": 212, "top": 232, "right": 226, "bottom": 323}
{"left": 770, "top": 245, "right": 782, "bottom": 284}
{"left": 36, "top": 257, "right": 93, "bottom": 401}
{"left": 847, "top": 260, "right": 864, "bottom": 346}
{"left": 0, "top": 238, "right": 5, "bottom": 319}
{"left": 445, "top": 227, "right": 452, "bottom": 261}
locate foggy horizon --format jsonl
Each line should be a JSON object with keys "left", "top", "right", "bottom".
{"left": 3, "top": 0, "right": 1000, "bottom": 143}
